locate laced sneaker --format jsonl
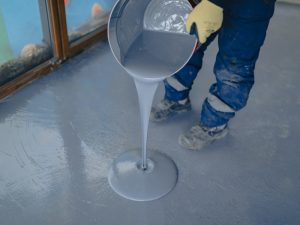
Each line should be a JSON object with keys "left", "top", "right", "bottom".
{"left": 179, "top": 123, "right": 228, "bottom": 150}
{"left": 150, "top": 98, "right": 191, "bottom": 122}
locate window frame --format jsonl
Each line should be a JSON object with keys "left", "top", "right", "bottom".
{"left": 0, "top": 0, "right": 107, "bottom": 99}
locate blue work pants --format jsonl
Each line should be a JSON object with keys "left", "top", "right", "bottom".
{"left": 164, "top": 0, "right": 276, "bottom": 127}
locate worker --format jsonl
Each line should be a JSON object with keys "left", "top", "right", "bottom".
{"left": 151, "top": 0, "right": 276, "bottom": 150}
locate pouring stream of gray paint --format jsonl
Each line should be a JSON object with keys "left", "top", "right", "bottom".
{"left": 108, "top": 0, "right": 196, "bottom": 201}
{"left": 134, "top": 79, "right": 158, "bottom": 169}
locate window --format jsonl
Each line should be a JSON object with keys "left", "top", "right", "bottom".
{"left": 0, "top": 0, "right": 116, "bottom": 99}
{"left": 0, "top": 0, "right": 52, "bottom": 86}
{"left": 65, "top": 0, "right": 116, "bottom": 42}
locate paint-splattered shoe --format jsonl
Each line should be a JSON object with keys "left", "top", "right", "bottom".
{"left": 150, "top": 98, "right": 191, "bottom": 122}
{"left": 178, "top": 123, "right": 228, "bottom": 150}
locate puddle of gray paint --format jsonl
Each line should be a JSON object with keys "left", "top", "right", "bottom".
{"left": 108, "top": 150, "right": 178, "bottom": 201}
{"left": 108, "top": 0, "right": 196, "bottom": 201}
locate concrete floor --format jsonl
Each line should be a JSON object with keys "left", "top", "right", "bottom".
{"left": 0, "top": 3, "right": 300, "bottom": 225}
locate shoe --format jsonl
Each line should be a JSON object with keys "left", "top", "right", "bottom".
{"left": 179, "top": 123, "right": 228, "bottom": 150}
{"left": 150, "top": 98, "right": 191, "bottom": 122}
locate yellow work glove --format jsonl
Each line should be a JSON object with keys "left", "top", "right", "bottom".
{"left": 186, "top": 0, "right": 223, "bottom": 44}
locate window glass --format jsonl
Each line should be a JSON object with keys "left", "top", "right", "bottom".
{"left": 65, "top": 0, "right": 117, "bottom": 42}
{"left": 0, "top": 0, "right": 52, "bottom": 86}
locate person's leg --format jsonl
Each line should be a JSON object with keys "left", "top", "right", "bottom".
{"left": 201, "top": 13, "right": 274, "bottom": 128}
{"left": 180, "top": 1, "right": 276, "bottom": 149}
{"left": 164, "top": 32, "right": 218, "bottom": 102}
{"left": 150, "top": 32, "right": 218, "bottom": 122}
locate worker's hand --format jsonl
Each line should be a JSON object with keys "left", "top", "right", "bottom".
{"left": 186, "top": 0, "right": 223, "bottom": 44}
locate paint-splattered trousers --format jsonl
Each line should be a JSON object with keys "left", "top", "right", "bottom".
{"left": 164, "top": 0, "right": 276, "bottom": 128}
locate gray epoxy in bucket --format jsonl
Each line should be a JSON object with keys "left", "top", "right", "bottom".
{"left": 108, "top": 0, "right": 196, "bottom": 201}
{"left": 109, "top": 0, "right": 196, "bottom": 81}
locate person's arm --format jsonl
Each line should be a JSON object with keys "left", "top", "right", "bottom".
{"left": 186, "top": 0, "right": 223, "bottom": 44}
{"left": 208, "top": 0, "right": 225, "bottom": 8}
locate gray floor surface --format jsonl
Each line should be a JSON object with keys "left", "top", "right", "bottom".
{"left": 0, "top": 3, "right": 300, "bottom": 225}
